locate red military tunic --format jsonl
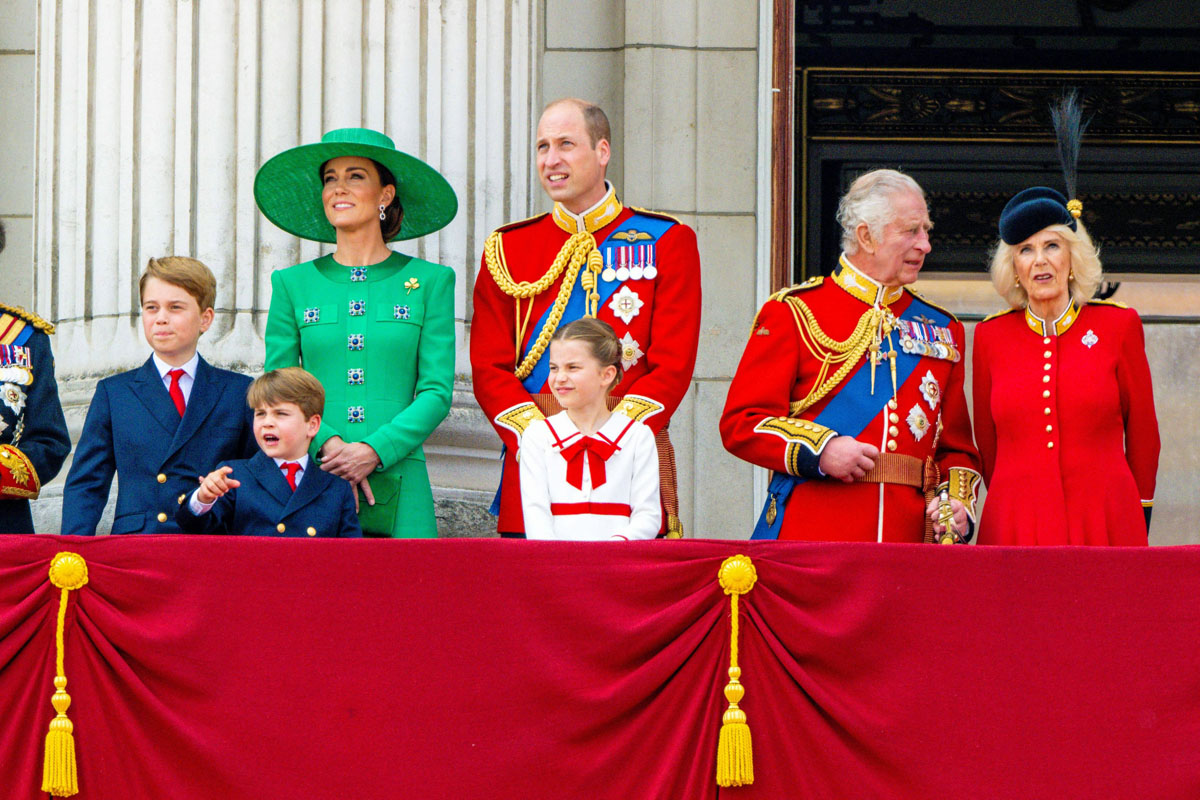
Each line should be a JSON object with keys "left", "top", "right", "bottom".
{"left": 720, "top": 256, "right": 981, "bottom": 542}
{"left": 471, "top": 184, "right": 701, "bottom": 535}
{"left": 972, "top": 300, "right": 1160, "bottom": 545}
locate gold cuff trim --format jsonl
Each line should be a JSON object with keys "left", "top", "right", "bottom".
{"left": 616, "top": 394, "right": 665, "bottom": 423}
{"left": 754, "top": 417, "right": 836, "bottom": 476}
{"left": 0, "top": 444, "right": 40, "bottom": 499}
{"left": 494, "top": 402, "right": 545, "bottom": 442}
{"left": 944, "top": 467, "right": 982, "bottom": 521}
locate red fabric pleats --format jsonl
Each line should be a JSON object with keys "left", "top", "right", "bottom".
{"left": 0, "top": 536, "right": 1197, "bottom": 799}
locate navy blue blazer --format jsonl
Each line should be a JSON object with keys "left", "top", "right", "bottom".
{"left": 175, "top": 451, "right": 362, "bottom": 537}
{"left": 0, "top": 318, "right": 70, "bottom": 533}
{"left": 61, "top": 355, "right": 256, "bottom": 535}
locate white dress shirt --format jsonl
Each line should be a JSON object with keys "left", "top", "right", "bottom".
{"left": 152, "top": 352, "right": 200, "bottom": 404}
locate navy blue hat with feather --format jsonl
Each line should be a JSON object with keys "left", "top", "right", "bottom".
{"left": 998, "top": 91, "right": 1088, "bottom": 245}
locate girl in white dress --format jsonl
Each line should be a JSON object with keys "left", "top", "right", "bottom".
{"left": 519, "top": 319, "right": 661, "bottom": 540}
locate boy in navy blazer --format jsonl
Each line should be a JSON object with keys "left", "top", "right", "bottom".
{"left": 61, "top": 257, "right": 256, "bottom": 535}
{"left": 177, "top": 367, "right": 361, "bottom": 537}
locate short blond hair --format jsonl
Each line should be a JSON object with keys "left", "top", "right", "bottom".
{"left": 989, "top": 221, "right": 1102, "bottom": 310}
{"left": 247, "top": 367, "right": 325, "bottom": 420}
{"left": 139, "top": 256, "right": 217, "bottom": 311}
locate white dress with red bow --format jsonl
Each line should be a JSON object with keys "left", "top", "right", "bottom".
{"left": 519, "top": 410, "right": 661, "bottom": 540}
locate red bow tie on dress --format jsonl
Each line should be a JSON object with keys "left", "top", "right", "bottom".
{"left": 558, "top": 436, "right": 618, "bottom": 491}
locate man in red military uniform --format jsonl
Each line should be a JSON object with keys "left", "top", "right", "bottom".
{"left": 721, "top": 169, "right": 981, "bottom": 542}
{"left": 471, "top": 98, "right": 701, "bottom": 537}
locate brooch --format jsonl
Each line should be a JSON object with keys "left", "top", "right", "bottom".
{"left": 1082, "top": 329, "right": 1098, "bottom": 349}
{"left": 405, "top": 277, "right": 420, "bottom": 294}
{"left": 919, "top": 370, "right": 940, "bottom": 411}
{"left": 608, "top": 286, "right": 643, "bottom": 325}
{"left": 906, "top": 404, "right": 930, "bottom": 441}
{"left": 1, "top": 383, "right": 27, "bottom": 415}
{"left": 619, "top": 333, "right": 644, "bottom": 370}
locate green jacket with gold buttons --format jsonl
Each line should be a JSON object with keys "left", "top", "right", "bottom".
{"left": 264, "top": 251, "right": 454, "bottom": 537}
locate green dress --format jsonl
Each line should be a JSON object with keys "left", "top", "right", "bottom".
{"left": 264, "top": 251, "right": 454, "bottom": 537}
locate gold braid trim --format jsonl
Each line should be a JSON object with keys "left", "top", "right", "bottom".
{"left": 483, "top": 230, "right": 600, "bottom": 380}
{"left": 0, "top": 303, "right": 55, "bottom": 334}
{"left": 785, "top": 297, "right": 880, "bottom": 417}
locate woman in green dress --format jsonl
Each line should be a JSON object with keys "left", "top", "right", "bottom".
{"left": 254, "top": 128, "right": 457, "bottom": 537}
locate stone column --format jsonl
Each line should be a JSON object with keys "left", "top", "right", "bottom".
{"left": 33, "top": 0, "right": 537, "bottom": 531}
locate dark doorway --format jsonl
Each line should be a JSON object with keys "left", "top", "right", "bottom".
{"left": 786, "top": 2, "right": 1200, "bottom": 283}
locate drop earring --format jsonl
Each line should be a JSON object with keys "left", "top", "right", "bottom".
{"left": 379, "top": 204, "right": 387, "bottom": 221}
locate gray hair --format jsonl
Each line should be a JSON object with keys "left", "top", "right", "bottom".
{"left": 836, "top": 169, "right": 926, "bottom": 255}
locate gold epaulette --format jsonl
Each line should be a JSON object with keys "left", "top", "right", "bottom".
{"left": 628, "top": 206, "right": 682, "bottom": 225}
{"left": 0, "top": 303, "right": 54, "bottom": 334}
{"left": 981, "top": 307, "right": 1018, "bottom": 323}
{"left": 1089, "top": 298, "right": 1130, "bottom": 309}
{"left": 492, "top": 212, "right": 549, "bottom": 235}
{"left": 748, "top": 278, "right": 823, "bottom": 339}
{"left": 769, "top": 276, "right": 823, "bottom": 303}
{"left": 905, "top": 288, "right": 961, "bottom": 323}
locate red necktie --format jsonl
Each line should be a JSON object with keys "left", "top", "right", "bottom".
{"left": 558, "top": 437, "right": 617, "bottom": 491}
{"left": 167, "top": 369, "right": 186, "bottom": 417}
{"left": 280, "top": 462, "right": 301, "bottom": 492}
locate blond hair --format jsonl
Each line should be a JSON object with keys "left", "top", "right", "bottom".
{"left": 989, "top": 221, "right": 1102, "bottom": 310}
{"left": 247, "top": 367, "right": 325, "bottom": 420}
{"left": 139, "top": 256, "right": 217, "bottom": 311}
{"left": 551, "top": 318, "right": 623, "bottom": 388}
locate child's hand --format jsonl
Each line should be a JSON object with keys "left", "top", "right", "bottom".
{"left": 196, "top": 466, "right": 240, "bottom": 505}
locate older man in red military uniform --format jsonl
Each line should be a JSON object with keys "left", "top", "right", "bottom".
{"left": 721, "top": 169, "right": 981, "bottom": 542}
{"left": 471, "top": 98, "right": 702, "bottom": 537}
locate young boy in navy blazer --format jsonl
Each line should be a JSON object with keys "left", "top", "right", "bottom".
{"left": 176, "top": 367, "right": 361, "bottom": 537}
{"left": 61, "top": 257, "right": 256, "bottom": 534}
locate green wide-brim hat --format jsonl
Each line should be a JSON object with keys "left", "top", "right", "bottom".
{"left": 253, "top": 127, "right": 458, "bottom": 243}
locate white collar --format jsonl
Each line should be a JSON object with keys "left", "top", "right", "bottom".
{"left": 152, "top": 352, "right": 199, "bottom": 380}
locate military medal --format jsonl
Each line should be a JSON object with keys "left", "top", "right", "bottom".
{"left": 602, "top": 249, "right": 617, "bottom": 282}
{"left": 616, "top": 248, "right": 630, "bottom": 282}
{"left": 644, "top": 247, "right": 658, "bottom": 279}
{"left": 0, "top": 366, "right": 32, "bottom": 386}
{"left": 630, "top": 245, "right": 645, "bottom": 280}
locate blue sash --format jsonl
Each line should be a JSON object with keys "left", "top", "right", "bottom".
{"left": 519, "top": 213, "right": 675, "bottom": 393}
{"left": 750, "top": 294, "right": 952, "bottom": 539}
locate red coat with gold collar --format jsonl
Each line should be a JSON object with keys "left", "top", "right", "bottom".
{"left": 720, "top": 256, "right": 981, "bottom": 542}
{"left": 972, "top": 300, "right": 1159, "bottom": 545}
{"left": 470, "top": 186, "right": 701, "bottom": 534}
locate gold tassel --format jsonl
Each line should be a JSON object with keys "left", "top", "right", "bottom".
{"left": 42, "top": 552, "right": 88, "bottom": 798}
{"left": 664, "top": 514, "right": 684, "bottom": 539}
{"left": 716, "top": 554, "right": 757, "bottom": 787}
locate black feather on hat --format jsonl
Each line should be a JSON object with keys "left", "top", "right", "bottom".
{"left": 998, "top": 90, "right": 1091, "bottom": 246}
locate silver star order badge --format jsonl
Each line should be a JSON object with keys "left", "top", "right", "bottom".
{"left": 1082, "top": 329, "right": 1099, "bottom": 349}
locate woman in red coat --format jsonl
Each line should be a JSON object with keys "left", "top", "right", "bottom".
{"left": 972, "top": 187, "right": 1160, "bottom": 545}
